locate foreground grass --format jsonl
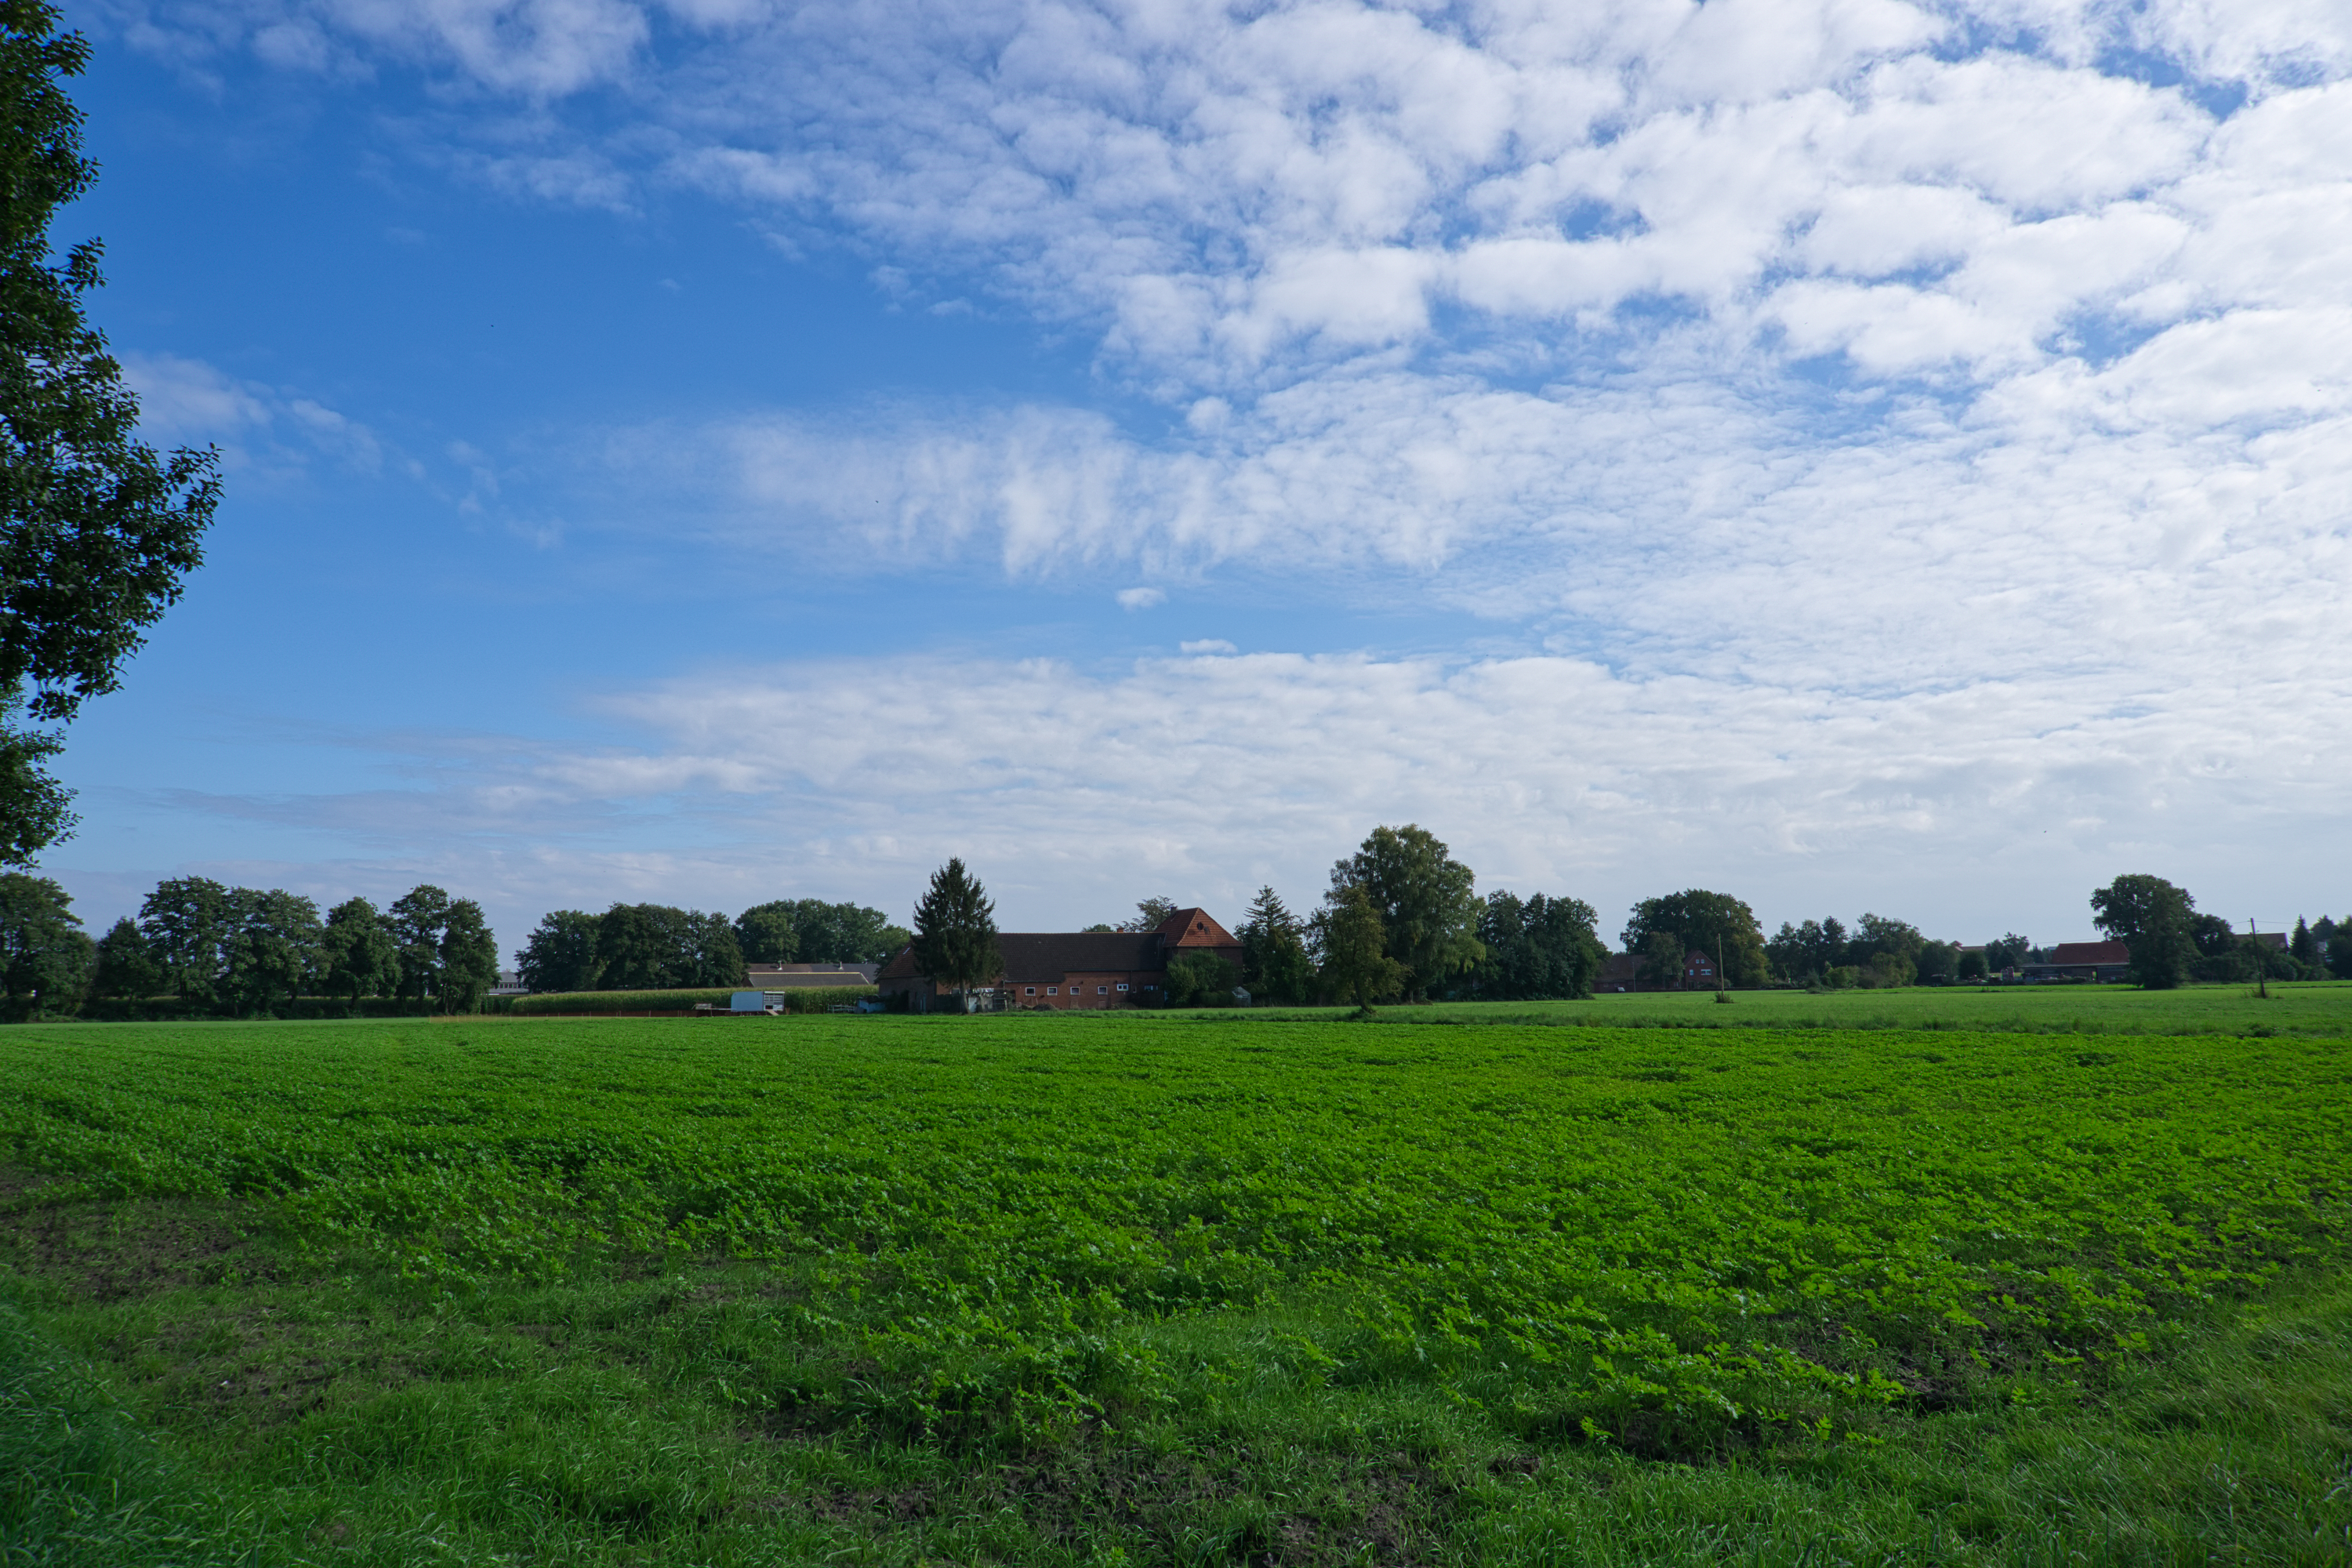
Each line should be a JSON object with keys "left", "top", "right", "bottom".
{"left": 2, "top": 1012, "right": 2347, "bottom": 1564}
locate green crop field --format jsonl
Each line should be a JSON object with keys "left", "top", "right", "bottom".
{"left": 2, "top": 1007, "right": 2348, "bottom": 1566}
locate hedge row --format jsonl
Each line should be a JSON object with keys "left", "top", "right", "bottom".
{"left": 67, "top": 996, "right": 458, "bottom": 1023}
{"left": 499, "top": 985, "right": 878, "bottom": 1015}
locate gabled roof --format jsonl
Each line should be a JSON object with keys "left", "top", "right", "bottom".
{"left": 2046, "top": 940, "right": 2129, "bottom": 966}
{"left": 1156, "top": 907, "right": 1239, "bottom": 948}
{"left": 878, "top": 932, "right": 1171, "bottom": 985}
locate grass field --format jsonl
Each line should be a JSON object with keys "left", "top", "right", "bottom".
{"left": 2, "top": 1001, "right": 2348, "bottom": 1565}
{"left": 1313, "top": 978, "right": 2352, "bottom": 1036}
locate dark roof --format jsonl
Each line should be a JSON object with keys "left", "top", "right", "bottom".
{"left": 880, "top": 932, "right": 1170, "bottom": 985}
{"left": 2046, "top": 941, "right": 2129, "bottom": 966}
{"left": 997, "top": 932, "right": 1167, "bottom": 980}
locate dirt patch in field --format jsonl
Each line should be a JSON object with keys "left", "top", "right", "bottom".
{"left": 0, "top": 1167, "right": 278, "bottom": 1301}
{"left": 782, "top": 1436, "right": 1464, "bottom": 1566}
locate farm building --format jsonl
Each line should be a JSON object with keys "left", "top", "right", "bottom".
{"left": 878, "top": 906, "right": 1244, "bottom": 1012}
{"left": 2020, "top": 941, "right": 2132, "bottom": 982}
{"left": 1594, "top": 949, "right": 1716, "bottom": 992}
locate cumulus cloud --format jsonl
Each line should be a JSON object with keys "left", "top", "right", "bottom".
{"left": 85, "top": 0, "right": 2352, "bottom": 935}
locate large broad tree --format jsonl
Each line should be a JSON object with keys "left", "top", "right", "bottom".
{"left": 1330, "top": 825, "right": 1483, "bottom": 1001}
{"left": 1312, "top": 883, "right": 1405, "bottom": 1011}
{"left": 220, "top": 887, "right": 321, "bottom": 1014}
{"left": 437, "top": 898, "right": 500, "bottom": 1012}
{"left": 515, "top": 909, "right": 601, "bottom": 993}
{"left": 592, "top": 902, "right": 740, "bottom": 989}
{"left": 389, "top": 884, "right": 452, "bottom": 1005}
{"left": 2089, "top": 874, "right": 2198, "bottom": 989}
{"left": 318, "top": 896, "right": 397, "bottom": 1004}
{"left": 138, "top": 875, "right": 227, "bottom": 1003}
{"left": 0, "top": 3, "right": 220, "bottom": 862}
{"left": 1475, "top": 890, "right": 1603, "bottom": 1000}
{"left": 88, "top": 913, "right": 158, "bottom": 998}
{"left": 1621, "top": 890, "right": 1768, "bottom": 989}
{"left": 0, "top": 868, "right": 85, "bottom": 1016}
{"left": 592, "top": 902, "right": 668, "bottom": 989}
{"left": 733, "top": 898, "right": 903, "bottom": 966}
{"left": 909, "top": 858, "right": 1000, "bottom": 1011}
{"left": 681, "top": 909, "right": 745, "bottom": 988}
{"left": 731, "top": 902, "right": 797, "bottom": 964}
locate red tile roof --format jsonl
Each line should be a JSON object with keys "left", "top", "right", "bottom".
{"left": 2046, "top": 941, "right": 2129, "bottom": 966}
{"left": 1155, "top": 907, "right": 1239, "bottom": 948}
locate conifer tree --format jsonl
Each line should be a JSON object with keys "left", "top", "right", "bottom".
{"left": 910, "top": 858, "right": 1000, "bottom": 1011}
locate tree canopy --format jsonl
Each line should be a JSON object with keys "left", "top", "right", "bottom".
{"left": 1312, "top": 883, "right": 1405, "bottom": 1011}
{"left": 593, "top": 902, "right": 744, "bottom": 991}
{"left": 319, "top": 897, "right": 397, "bottom": 1005}
{"left": 2090, "top": 873, "right": 2198, "bottom": 989}
{"left": 1118, "top": 896, "right": 1178, "bottom": 933}
{"left": 1330, "top": 825, "right": 1482, "bottom": 1001}
{"left": 732, "top": 898, "right": 904, "bottom": 965}
{"left": 1473, "top": 891, "right": 1604, "bottom": 1000}
{"left": 0, "top": 2, "right": 220, "bottom": 862}
{"left": 0, "top": 868, "right": 84, "bottom": 1017}
{"left": 1624, "top": 890, "right": 1767, "bottom": 988}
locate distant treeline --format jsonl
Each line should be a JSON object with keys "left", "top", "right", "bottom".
{"left": 514, "top": 899, "right": 911, "bottom": 994}
{"left": 0, "top": 873, "right": 497, "bottom": 1020}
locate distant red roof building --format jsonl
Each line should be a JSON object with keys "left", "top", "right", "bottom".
{"left": 2021, "top": 941, "right": 2132, "bottom": 982}
{"left": 878, "top": 906, "right": 1243, "bottom": 1012}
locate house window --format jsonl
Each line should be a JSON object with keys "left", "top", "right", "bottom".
{"left": 1024, "top": 986, "right": 1036, "bottom": 996}
{"left": 1047, "top": 986, "right": 1058, "bottom": 995}
{"left": 1115, "top": 982, "right": 1128, "bottom": 992}
{"left": 1096, "top": 985, "right": 1108, "bottom": 994}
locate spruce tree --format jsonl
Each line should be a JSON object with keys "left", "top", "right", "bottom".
{"left": 910, "top": 858, "right": 1000, "bottom": 1011}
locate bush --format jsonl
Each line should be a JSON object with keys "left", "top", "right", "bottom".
{"left": 1163, "top": 952, "right": 1242, "bottom": 1007}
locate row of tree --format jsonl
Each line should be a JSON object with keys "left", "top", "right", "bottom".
{"left": 0, "top": 873, "right": 499, "bottom": 1018}
{"left": 909, "top": 826, "right": 1611, "bottom": 1009}
{"left": 514, "top": 898, "right": 910, "bottom": 993}
{"left": 909, "top": 837, "right": 2350, "bottom": 1011}
{"left": 2090, "top": 876, "right": 2344, "bottom": 988}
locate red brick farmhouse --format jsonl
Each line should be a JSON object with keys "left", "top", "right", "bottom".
{"left": 878, "top": 906, "right": 1245, "bottom": 1012}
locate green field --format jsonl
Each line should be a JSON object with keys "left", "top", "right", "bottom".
{"left": 2, "top": 1004, "right": 2348, "bottom": 1565}
{"left": 1312, "top": 979, "right": 2352, "bottom": 1037}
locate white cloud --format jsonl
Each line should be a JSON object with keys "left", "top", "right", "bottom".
{"left": 1116, "top": 586, "right": 1166, "bottom": 610}
{"left": 86, "top": 0, "right": 2352, "bottom": 938}
{"left": 121, "top": 352, "right": 383, "bottom": 476}
{"left": 142, "top": 643, "right": 2339, "bottom": 942}
{"left": 1181, "top": 639, "right": 1237, "bottom": 655}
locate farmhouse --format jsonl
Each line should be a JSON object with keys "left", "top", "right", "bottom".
{"left": 1593, "top": 949, "right": 1715, "bottom": 992}
{"left": 2020, "top": 941, "right": 2132, "bottom": 982}
{"left": 878, "top": 906, "right": 1245, "bottom": 1012}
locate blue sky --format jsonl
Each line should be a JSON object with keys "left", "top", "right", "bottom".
{"left": 45, "top": 0, "right": 2352, "bottom": 956}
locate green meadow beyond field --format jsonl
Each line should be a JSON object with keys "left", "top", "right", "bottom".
{"left": 3, "top": 996, "right": 2350, "bottom": 1566}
